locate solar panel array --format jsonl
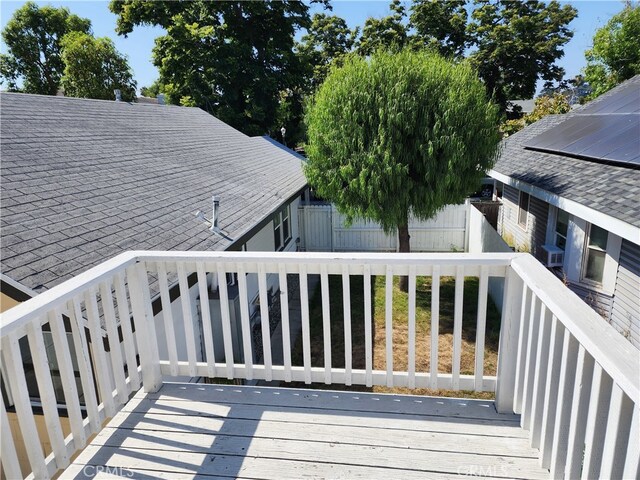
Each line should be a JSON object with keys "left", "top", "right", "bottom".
{"left": 524, "top": 80, "right": 640, "bottom": 168}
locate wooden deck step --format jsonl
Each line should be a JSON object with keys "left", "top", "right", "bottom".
{"left": 64, "top": 383, "right": 549, "bottom": 480}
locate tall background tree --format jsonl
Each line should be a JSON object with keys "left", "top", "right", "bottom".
{"left": 0, "top": 1, "right": 91, "bottom": 94}
{"left": 60, "top": 32, "right": 137, "bottom": 101}
{"left": 584, "top": 3, "right": 640, "bottom": 99}
{"left": 467, "top": 0, "right": 577, "bottom": 109}
{"left": 409, "top": 0, "right": 468, "bottom": 58}
{"left": 356, "top": 0, "right": 408, "bottom": 55}
{"left": 109, "top": 0, "right": 318, "bottom": 136}
{"left": 304, "top": 50, "right": 501, "bottom": 289}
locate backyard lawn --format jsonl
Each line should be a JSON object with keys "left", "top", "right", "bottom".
{"left": 291, "top": 274, "right": 501, "bottom": 399}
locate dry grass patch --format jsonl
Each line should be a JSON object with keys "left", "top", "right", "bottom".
{"left": 291, "top": 274, "right": 501, "bottom": 400}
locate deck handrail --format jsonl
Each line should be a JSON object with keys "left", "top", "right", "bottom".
{"left": 0, "top": 251, "right": 638, "bottom": 479}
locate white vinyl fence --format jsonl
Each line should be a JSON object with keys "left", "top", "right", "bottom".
{"left": 299, "top": 203, "right": 469, "bottom": 253}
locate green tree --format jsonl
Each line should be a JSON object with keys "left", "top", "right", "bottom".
{"left": 0, "top": 2, "right": 91, "bottom": 94}
{"left": 60, "top": 32, "right": 137, "bottom": 102}
{"left": 501, "top": 92, "right": 571, "bottom": 136}
{"left": 304, "top": 50, "right": 501, "bottom": 290}
{"left": 467, "top": 0, "right": 577, "bottom": 110}
{"left": 109, "top": 0, "right": 315, "bottom": 136}
{"left": 356, "top": 0, "right": 409, "bottom": 56}
{"left": 409, "top": 0, "right": 468, "bottom": 58}
{"left": 584, "top": 4, "right": 640, "bottom": 99}
{"left": 297, "top": 13, "right": 359, "bottom": 90}
{"left": 140, "top": 79, "right": 164, "bottom": 98}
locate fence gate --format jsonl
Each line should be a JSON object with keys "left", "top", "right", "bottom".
{"left": 299, "top": 204, "right": 333, "bottom": 251}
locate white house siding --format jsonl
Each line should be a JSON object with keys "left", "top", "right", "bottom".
{"left": 498, "top": 185, "right": 549, "bottom": 258}
{"left": 611, "top": 240, "right": 640, "bottom": 348}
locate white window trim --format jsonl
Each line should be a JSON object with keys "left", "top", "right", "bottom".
{"left": 579, "top": 224, "right": 622, "bottom": 295}
{"left": 517, "top": 191, "right": 530, "bottom": 230}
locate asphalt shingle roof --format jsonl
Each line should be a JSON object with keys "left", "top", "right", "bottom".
{"left": 492, "top": 76, "right": 640, "bottom": 230}
{"left": 1, "top": 93, "right": 307, "bottom": 293}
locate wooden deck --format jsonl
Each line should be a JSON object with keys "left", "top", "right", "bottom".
{"left": 63, "top": 383, "right": 549, "bottom": 479}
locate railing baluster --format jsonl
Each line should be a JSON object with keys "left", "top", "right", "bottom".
{"left": 529, "top": 303, "right": 552, "bottom": 447}
{"left": 521, "top": 295, "right": 541, "bottom": 428}
{"left": 600, "top": 383, "right": 634, "bottom": 479}
{"left": 26, "top": 320, "right": 69, "bottom": 469}
{"left": 565, "top": 345, "right": 595, "bottom": 479}
{"left": 385, "top": 264, "right": 394, "bottom": 388}
{"left": 549, "top": 329, "right": 579, "bottom": 478}
{"left": 114, "top": 272, "right": 140, "bottom": 390}
{"left": 127, "top": 263, "right": 162, "bottom": 393}
{"left": 48, "top": 309, "right": 85, "bottom": 449}
{"left": 196, "top": 263, "right": 217, "bottom": 378}
{"left": 622, "top": 404, "right": 640, "bottom": 479}
{"left": 341, "top": 264, "right": 352, "bottom": 386}
{"left": 217, "top": 263, "right": 235, "bottom": 379}
{"left": 0, "top": 394, "right": 22, "bottom": 479}
{"left": 279, "top": 263, "right": 293, "bottom": 383}
{"left": 258, "top": 263, "right": 273, "bottom": 381}
{"left": 539, "top": 316, "right": 564, "bottom": 468}
{"left": 157, "top": 262, "right": 180, "bottom": 377}
{"left": 85, "top": 288, "right": 116, "bottom": 417}
{"left": 430, "top": 265, "right": 441, "bottom": 390}
{"left": 452, "top": 265, "right": 464, "bottom": 390}
{"left": 177, "top": 263, "right": 198, "bottom": 377}
{"left": 474, "top": 265, "right": 487, "bottom": 392}
{"left": 364, "top": 264, "right": 373, "bottom": 387}
{"left": 320, "top": 263, "right": 332, "bottom": 384}
{"left": 299, "top": 263, "right": 312, "bottom": 384}
{"left": 236, "top": 263, "right": 253, "bottom": 379}
{"left": 68, "top": 298, "right": 101, "bottom": 433}
{"left": 513, "top": 284, "right": 531, "bottom": 412}
{"left": 1, "top": 332, "right": 47, "bottom": 478}
{"left": 99, "top": 281, "right": 128, "bottom": 404}
{"left": 582, "top": 364, "right": 613, "bottom": 479}
{"left": 407, "top": 264, "right": 417, "bottom": 390}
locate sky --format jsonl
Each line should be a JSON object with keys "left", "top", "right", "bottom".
{"left": 0, "top": 0, "right": 628, "bottom": 96}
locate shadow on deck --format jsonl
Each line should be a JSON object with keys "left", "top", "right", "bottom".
{"left": 63, "top": 383, "right": 548, "bottom": 479}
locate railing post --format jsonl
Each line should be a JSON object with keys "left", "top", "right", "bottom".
{"left": 495, "top": 263, "right": 524, "bottom": 413}
{"left": 127, "top": 262, "right": 162, "bottom": 393}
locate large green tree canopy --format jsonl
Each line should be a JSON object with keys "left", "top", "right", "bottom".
{"left": 584, "top": 4, "right": 640, "bottom": 99}
{"left": 467, "top": 0, "right": 577, "bottom": 109}
{"left": 0, "top": 1, "right": 91, "bottom": 94}
{"left": 304, "top": 50, "right": 501, "bottom": 266}
{"left": 60, "top": 32, "right": 137, "bottom": 102}
{"left": 109, "top": 0, "right": 317, "bottom": 136}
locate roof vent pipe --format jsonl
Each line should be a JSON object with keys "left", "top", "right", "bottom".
{"left": 157, "top": 94, "right": 165, "bottom": 105}
{"left": 114, "top": 89, "right": 122, "bottom": 102}
{"left": 211, "top": 196, "right": 219, "bottom": 231}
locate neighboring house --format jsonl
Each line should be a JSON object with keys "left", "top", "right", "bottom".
{"left": 490, "top": 76, "right": 640, "bottom": 348}
{"left": 508, "top": 99, "right": 535, "bottom": 117}
{"left": 1, "top": 93, "right": 307, "bottom": 409}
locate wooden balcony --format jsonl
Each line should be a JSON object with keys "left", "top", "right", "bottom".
{"left": 0, "top": 252, "right": 638, "bottom": 479}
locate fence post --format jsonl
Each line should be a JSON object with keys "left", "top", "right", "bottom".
{"left": 495, "top": 262, "right": 524, "bottom": 413}
{"left": 128, "top": 261, "right": 162, "bottom": 393}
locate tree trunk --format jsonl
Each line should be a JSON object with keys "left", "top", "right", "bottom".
{"left": 398, "top": 223, "right": 411, "bottom": 293}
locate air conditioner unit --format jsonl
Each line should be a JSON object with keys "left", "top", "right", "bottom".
{"left": 541, "top": 244, "right": 564, "bottom": 268}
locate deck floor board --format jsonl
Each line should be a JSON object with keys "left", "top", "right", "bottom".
{"left": 65, "top": 383, "right": 549, "bottom": 479}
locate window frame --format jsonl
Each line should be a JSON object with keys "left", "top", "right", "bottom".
{"left": 517, "top": 191, "right": 530, "bottom": 229}
{"left": 554, "top": 209, "right": 569, "bottom": 251}
{"left": 273, "top": 204, "right": 292, "bottom": 252}
{"left": 581, "top": 223, "right": 609, "bottom": 286}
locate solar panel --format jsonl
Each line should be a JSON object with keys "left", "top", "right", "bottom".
{"left": 578, "top": 81, "right": 640, "bottom": 114}
{"left": 524, "top": 114, "right": 640, "bottom": 168}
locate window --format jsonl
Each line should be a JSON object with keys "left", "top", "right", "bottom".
{"left": 273, "top": 205, "right": 292, "bottom": 251}
{"left": 582, "top": 224, "right": 608, "bottom": 284}
{"left": 518, "top": 192, "right": 529, "bottom": 228}
{"left": 554, "top": 210, "right": 569, "bottom": 250}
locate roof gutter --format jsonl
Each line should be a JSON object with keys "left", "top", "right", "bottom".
{"left": 489, "top": 169, "right": 640, "bottom": 245}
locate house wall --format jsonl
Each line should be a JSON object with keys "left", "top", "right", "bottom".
{"left": 498, "top": 185, "right": 548, "bottom": 259}
{"left": 611, "top": 240, "right": 640, "bottom": 348}
{"left": 0, "top": 292, "right": 20, "bottom": 313}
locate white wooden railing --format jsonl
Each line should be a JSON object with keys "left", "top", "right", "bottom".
{"left": 0, "top": 251, "right": 637, "bottom": 479}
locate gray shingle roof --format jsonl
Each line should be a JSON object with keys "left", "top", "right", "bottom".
{"left": 1, "top": 93, "right": 307, "bottom": 293}
{"left": 492, "top": 76, "right": 640, "bottom": 230}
